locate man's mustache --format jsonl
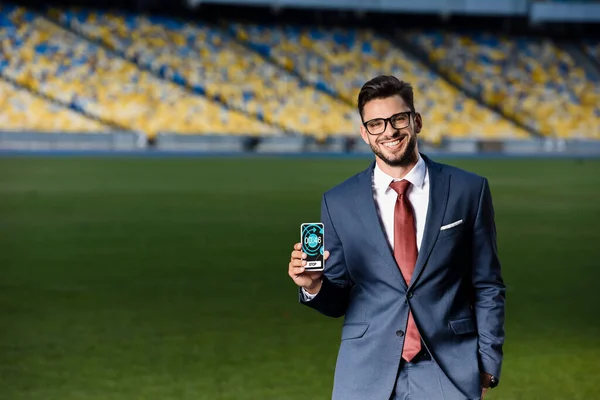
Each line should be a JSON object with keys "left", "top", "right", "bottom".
{"left": 377, "top": 133, "right": 409, "bottom": 144}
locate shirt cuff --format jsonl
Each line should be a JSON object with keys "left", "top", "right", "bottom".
{"left": 301, "top": 287, "right": 318, "bottom": 301}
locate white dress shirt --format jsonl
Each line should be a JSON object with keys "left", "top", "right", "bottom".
{"left": 373, "top": 154, "right": 430, "bottom": 252}
{"left": 302, "top": 155, "right": 430, "bottom": 300}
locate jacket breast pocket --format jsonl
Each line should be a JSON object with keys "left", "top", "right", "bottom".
{"left": 437, "top": 220, "right": 466, "bottom": 240}
{"left": 449, "top": 317, "right": 477, "bottom": 335}
{"left": 341, "top": 322, "right": 369, "bottom": 341}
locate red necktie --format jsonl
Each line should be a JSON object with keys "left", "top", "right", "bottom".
{"left": 389, "top": 179, "right": 421, "bottom": 362}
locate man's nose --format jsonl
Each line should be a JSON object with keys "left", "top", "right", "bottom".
{"left": 384, "top": 121, "right": 399, "bottom": 136}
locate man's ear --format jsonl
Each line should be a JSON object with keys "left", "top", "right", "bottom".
{"left": 359, "top": 125, "right": 370, "bottom": 145}
{"left": 413, "top": 112, "right": 423, "bottom": 134}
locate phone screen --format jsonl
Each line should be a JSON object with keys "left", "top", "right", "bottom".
{"left": 301, "top": 223, "right": 324, "bottom": 271}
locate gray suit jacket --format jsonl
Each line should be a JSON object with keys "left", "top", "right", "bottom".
{"left": 300, "top": 154, "right": 505, "bottom": 400}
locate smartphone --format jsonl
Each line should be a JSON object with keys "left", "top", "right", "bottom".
{"left": 300, "top": 222, "right": 325, "bottom": 271}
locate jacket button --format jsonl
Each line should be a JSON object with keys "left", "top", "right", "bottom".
{"left": 407, "top": 291, "right": 414, "bottom": 299}
{"left": 396, "top": 330, "right": 404, "bottom": 337}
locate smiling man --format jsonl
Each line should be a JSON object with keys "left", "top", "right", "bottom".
{"left": 288, "top": 75, "right": 506, "bottom": 400}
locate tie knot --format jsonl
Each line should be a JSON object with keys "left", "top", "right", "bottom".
{"left": 389, "top": 179, "right": 411, "bottom": 195}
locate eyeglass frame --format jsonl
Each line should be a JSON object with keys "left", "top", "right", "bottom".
{"left": 362, "top": 111, "right": 416, "bottom": 135}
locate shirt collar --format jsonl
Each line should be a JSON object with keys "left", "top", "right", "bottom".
{"left": 373, "top": 154, "right": 427, "bottom": 192}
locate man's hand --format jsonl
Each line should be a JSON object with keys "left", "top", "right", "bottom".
{"left": 480, "top": 372, "right": 494, "bottom": 399}
{"left": 288, "top": 242, "right": 329, "bottom": 295}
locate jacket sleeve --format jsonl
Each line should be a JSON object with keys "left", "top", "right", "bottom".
{"left": 299, "top": 193, "right": 353, "bottom": 318}
{"left": 471, "top": 178, "right": 506, "bottom": 380}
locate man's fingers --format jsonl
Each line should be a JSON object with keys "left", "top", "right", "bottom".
{"left": 291, "top": 259, "right": 306, "bottom": 268}
{"left": 288, "top": 260, "right": 306, "bottom": 275}
{"left": 290, "top": 266, "right": 306, "bottom": 276}
{"left": 289, "top": 244, "right": 326, "bottom": 288}
{"left": 291, "top": 250, "right": 306, "bottom": 260}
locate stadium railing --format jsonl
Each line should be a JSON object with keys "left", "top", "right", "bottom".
{"left": 2, "top": 130, "right": 600, "bottom": 158}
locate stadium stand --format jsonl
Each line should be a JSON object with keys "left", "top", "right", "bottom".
{"left": 52, "top": 8, "right": 359, "bottom": 138}
{"left": 3, "top": 2, "right": 598, "bottom": 143}
{"left": 0, "top": 79, "right": 107, "bottom": 132}
{"left": 0, "top": 5, "right": 276, "bottom": 138}
{"left": 408, "top": 31, "right": 600, "bottom": 139}
{"left": 230, "top": 24, "right": 532, "bottom": 142}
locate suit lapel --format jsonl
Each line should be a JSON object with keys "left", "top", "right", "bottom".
{"left": 408, "top": 154, "right": 450, "bottom": 290}
{"left": 352, "top": 161, "right": 408, "bottom": 290}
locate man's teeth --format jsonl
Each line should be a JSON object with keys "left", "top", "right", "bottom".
{"left": 384, "top": 139, "right": 401, "bottom": 148}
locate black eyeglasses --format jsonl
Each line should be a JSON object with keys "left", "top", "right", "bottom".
{"left": 363, "top": 111, "right": 414, "bottom": 135}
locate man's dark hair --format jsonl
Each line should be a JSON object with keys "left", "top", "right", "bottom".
{"left": 357, "top": 75, "right": 415, "bottom": 119}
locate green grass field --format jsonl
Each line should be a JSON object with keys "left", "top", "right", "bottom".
{"left": 1, "top": 156, "right": 599, "bottom": 400}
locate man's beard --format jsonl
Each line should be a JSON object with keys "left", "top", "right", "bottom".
{"left": 370, "top": 133, "right": 418, "bottom": 167}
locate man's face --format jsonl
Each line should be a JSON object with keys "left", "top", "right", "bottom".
{"left": 360, "top": 95, "right": 422, "bottom": 168}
